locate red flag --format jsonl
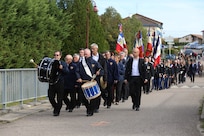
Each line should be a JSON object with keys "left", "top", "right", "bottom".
{"left": 137, "top": 31, "right": 144, "bottom": 58}
{"left": 145, "top": 30, "right": 153, "bottom": 57}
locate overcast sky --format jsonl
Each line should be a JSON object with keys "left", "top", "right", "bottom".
{"left": 94, "top": 0, "right": 204, "bottom": 38}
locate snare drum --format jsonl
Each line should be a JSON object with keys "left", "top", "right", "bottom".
{"left": 38, "top": 57, "right": 60, "bottom": 84}
{"left": 81, "top": 81, "right": 101, "bottom": 100}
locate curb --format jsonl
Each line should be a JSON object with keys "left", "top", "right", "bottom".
{"left": 0, "top": 100, "right": 51, "bottom": 123}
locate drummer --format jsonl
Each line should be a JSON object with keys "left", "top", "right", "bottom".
{"left": 48, "top": 51, "right": 68, "bottom": 116}
{"left": 76, "top": 48, "right": 104, "bottom": 116}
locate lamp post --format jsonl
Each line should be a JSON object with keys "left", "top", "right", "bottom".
{"left": 86, "top": 0, "right": 98, "bottom": 48}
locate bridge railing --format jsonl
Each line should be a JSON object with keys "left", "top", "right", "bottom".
{"left": 0, "top": 68, "right": 48, "bottom": 109}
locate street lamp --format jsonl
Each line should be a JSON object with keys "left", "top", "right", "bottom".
{"left": 86, "top": 0, "right": 98, "bottom": 48}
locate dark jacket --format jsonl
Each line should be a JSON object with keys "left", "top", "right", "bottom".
{"left": 64, "top": 62, "right": 77, "bottom": 90}
{"left": 76, "top": 57, "right": 104, "bottom": 81}
{"left": 106, "top": 58, "right": 119, "bottom": 83}
{"left": 117, "top": 61, "right": 125, "bottom": 81}
{"left": 124, "top": 57, "right": 146, "bottom": 82}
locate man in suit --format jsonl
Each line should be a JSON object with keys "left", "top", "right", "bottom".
{"left": 104, "top": 51, "right": 119, "bottom": 108}
{"left": 76, "top": 48, "right": 104, "bottom": 116}
{"left": 91, "top": 43, "right": 107, "bottom": 112}
{"left": 48, "top": 51, "right": 68, "bottom": 116}
{"left": 64, "top": 54, "right": 77, "bottom": 112}
{"left": 124, "top": 48, "right": 147, "bottom": 111}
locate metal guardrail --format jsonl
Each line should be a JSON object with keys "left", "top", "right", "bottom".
{"left": 0, "top": 68, "right": 48, "bottom": 109}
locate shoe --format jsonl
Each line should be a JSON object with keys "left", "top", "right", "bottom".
{"left": 86, "top": 113, "right": 93, "bottom": 117}
{"left": 115, "top": 102, "right": 119, "bottom": 105}
{"left": 103, "top": 100, "right": 107, "bottom": 106}
{"left": 135, "top": 107, "right": 140, "bottom": 111}
{"left": 68, "top": 109, "right": 73, "bottom": 112}
{"left": 94, "top": 109, "right": 99, "bottom": 113}
{"left": 53, "top": 112, "right": 59, "bottom": 116}
{"left": 132, "top": 104, "right": 136, "bottom": 110}
{"left": 65, "top": 106, "right": 69, "bottom": 111}
{"left": 107, "top": 106, "right": 111, "bottom": 109}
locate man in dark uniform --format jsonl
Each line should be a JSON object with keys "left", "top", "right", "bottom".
{"left": 90, "top": 43, "right": 107, "bottom": 112}
{"left": 104, "top": 51, "right": 119, "bottom": 108}
{"left": 124, "top": 48, "right": 146, "bottom": 111}
{"left": 143, "top": 56, "right": 154, "bottom": 94}
{"left": 73, "top": 53, "right": 83, "bottom": 108}
{"left": 76, "top": 48, "right": 104, "bottom": 116}
{"left": 48, "top": 51, "right": 68, "bottom": 116}
{"left": 64, "top": 54, "right": 77, "bottom": 112}
{"left": 158, "top": 61, "right": 165, "bottom": 90}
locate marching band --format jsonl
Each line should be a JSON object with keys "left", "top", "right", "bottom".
{"left": 32, "top": 44, "right": 201, "bottom": 117}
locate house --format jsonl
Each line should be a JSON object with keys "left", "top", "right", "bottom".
{"left": 178, "top": 34, "right": 203, "bottom": 44}
{"left": 124, "top": 13, "right": 163, "bottom": 36}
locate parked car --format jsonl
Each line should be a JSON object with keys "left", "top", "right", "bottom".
{"left": 184, "top": 49, "right": 196, "bottom": 56}
{"left": 165, "top": 54, "right": 176, "bottom": 60}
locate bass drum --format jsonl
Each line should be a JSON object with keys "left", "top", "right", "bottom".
{"left": 38, "top": 57, "right": 60, "bottom": 85}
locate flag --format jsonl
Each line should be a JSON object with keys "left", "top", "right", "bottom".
{"left": 152, "top": 31, "right": 156, "bottom": 47}
{"left": 115, "top": 24, "right": 127, "bottom": 53}
{"left": 134, "top": 31, "right": 144, "bottom": 58}
{"left": 153, "top": 35, "right": 161, "bottom": 67}
{"left": 145, "top": 29, "right": 153, "bottom": 57}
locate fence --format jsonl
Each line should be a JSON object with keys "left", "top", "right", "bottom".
{"left": 0, "top": 68, "right": 48, "bottom": 109}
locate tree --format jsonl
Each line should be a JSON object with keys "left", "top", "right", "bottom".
{"left": 60, "top": 0, "right": 108, "bottom": 55}
{"left": 0, "top": 0, "right": 72, "bottom": 68}
{"left": 100, "top": 7, "right": 122, "bottom": 52}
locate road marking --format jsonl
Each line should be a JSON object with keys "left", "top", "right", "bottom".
{"left": 91, "top": 121, "right": 110, "bottom": 126}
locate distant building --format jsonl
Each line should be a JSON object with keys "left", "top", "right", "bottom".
{"left": 123, "top": 13, "right": 163, "bottom": 36}
{"left": 202, "top": 30, "right": 204, "bottom": 44}
{"left": 178, "top": 34, "right": 203, "bottom": 44}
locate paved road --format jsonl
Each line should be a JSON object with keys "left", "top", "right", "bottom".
{"left": 0, "top": 76, "right": 204, "bottom": 136}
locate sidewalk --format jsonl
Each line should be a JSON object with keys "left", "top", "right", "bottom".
{"left": 0, "top": 100, "right": 51, "bottom": 123}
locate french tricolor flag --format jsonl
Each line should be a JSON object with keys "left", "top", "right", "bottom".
{"left": 153, "top": 35, "right": 161, "bottom": 67}
{"left": 115, "top": 24, "right": 127, "bottom": 53}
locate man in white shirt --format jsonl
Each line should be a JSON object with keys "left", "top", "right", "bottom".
{"left": 124, "top": 48, "right": 147, "bottom": 111}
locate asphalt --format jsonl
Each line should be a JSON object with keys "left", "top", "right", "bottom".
{"left": 0, "top": 75, "right": 204, "bottom": 136}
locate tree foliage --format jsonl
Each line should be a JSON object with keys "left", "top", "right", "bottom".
{"left": 0, "top": 0, "right": 72, "bottom": 68}
{"left": 59, "top": 0, "right": 108, "bottom": 55}
{"left": 100, "top": 7, "right": 122, "bottom": 52}
{"left": 0, "top": 0, "right": 148, "bottom": 69}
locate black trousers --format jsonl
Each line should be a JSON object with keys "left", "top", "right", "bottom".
{"left": 48, "top": 81, "right": 64, "bottom": 114}
{"left": 106, "top": 82, "right": 114, "bottom": 107}
{"left": 81, "top": 88, "right": 100, "bottom": 115}
{"left": 116, "top": 80, "right": 123, "bottom": 102}
{"left": 64, "top": 88, "right": 77, "bottom": 110}
{"left": 75, "top": 86, "right": 83, "bottom": 107}
{"left": 143, "top": 79, "right": 150, "bottom": 93}
{"left": 129, "top": 76, "right": 142, "bottom": 108}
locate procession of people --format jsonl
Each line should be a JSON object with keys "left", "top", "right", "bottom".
{"left": 38, "top": 44, "right": 203, "bottom": 117}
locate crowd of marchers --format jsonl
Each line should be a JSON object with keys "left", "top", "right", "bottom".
{"left": 43, "top": 44, "right": 203, "bottom": 117}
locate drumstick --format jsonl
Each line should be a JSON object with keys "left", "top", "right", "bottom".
{"left": 30, "top": 59, "right": 38, "bottom": 68}
{"left": 91, "top": 69, "right": 101, "bottom": 82}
